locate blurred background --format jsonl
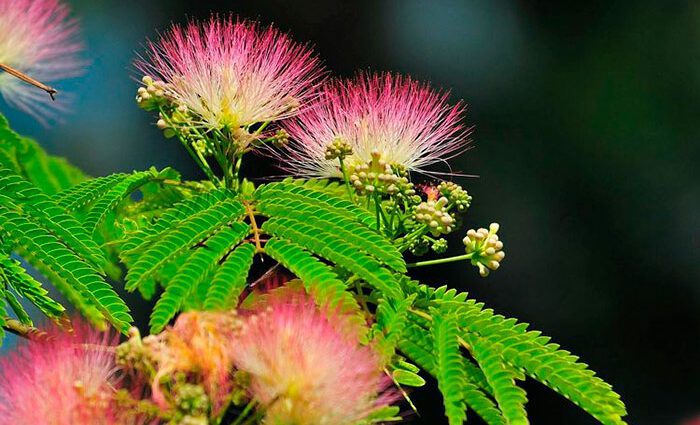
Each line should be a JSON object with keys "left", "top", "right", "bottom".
{"left": 3, "top": 0, "right": 699, "bottom": 423}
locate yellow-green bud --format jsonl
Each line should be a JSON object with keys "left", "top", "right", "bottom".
{"left": 324, "top": 137, "right": 353, "bottom": 161}
{"left": 463, "top": 223, "right": 505, "bottom": 277}
{"left": 414, "top": 197, "right": 454, "bottom": 236}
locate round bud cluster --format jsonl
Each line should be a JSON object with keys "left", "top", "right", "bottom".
{"left": 439, "top": 181, "right": 472, "bottom": 212}
{"left": 136, "top": 75, "right": 171, "bottom": 111}
{"left": 115, "top": 327, "right": 156, "bottom": 371}
{"left": 324, "top": 137, "right": 353, "bottom": 161}
{"left": 272, "top": 129, "right": 290, "bottom": 148}
{"left": 156, "top": 103, "right": 190, "bottom": 139}
{"left": 431, "top": 238, "right": 448, "bottom": 254}
{"left": 408, "top": 237, "right": 430, "bottom": 256}
{"left": 414, "top": 196, "right": 455, "bottom": 236}
{"left": 175, "top": 383, "right": 210, "bottom": 417}
{"left": 349, "top": 151, "right": 417, "bottom": 198}
{"left": 463, "top": 223, "right": 505, "bottom": 277}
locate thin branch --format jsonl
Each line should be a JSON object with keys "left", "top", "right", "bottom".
{"left": 0, "top": 63, "right": 57, "bottom": 100}
{"left": 2, "top": 317, "right": 51, "bottom": 341}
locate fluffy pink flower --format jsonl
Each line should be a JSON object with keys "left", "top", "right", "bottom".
{"left": 136, "top": 16, "right": 324, "bottom": 131}
{"left": 0, "top": 321, "right": 127, "bottom": 425}
{"left": 148, "top": 311, "right": 239, "bottom": 415}
{"left": 276, "top": 72, "right": 470, "bottom": 177}
{"left": 0, "top": 0, "right": 83, "bottom": 120}
{"left": 230, "top": 292, "right": 393, "bottom": 425}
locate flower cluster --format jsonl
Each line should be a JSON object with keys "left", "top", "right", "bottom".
{"left": 131, "top": 16, "right": 502, "bottom": 279}
{"left": 113, "top": 284, "right": 393, "bottom": 425}
{"left": 136, "top": 16, "right": 323, "bottom": 152}
{"left": 414, "top": 196, "right": 455, "bottom": 236}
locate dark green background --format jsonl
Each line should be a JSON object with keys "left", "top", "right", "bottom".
{"left": 3, "top": 1, "right": 699, "bottom": 424}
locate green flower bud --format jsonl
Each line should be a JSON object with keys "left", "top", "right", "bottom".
{"left": 431, "top": 238, "right": 448, "bottom": 254}
{"left": 438, "top": 181, "right": 472, "bottom": 212}
{"left": 324, "top": 137, "right": 353, "bottom": 161}
{"left": 272, "top": 129, "right": 290, "bottom": 148}
{"left": 175, "top": 383, "right": 209, "bottom": 416}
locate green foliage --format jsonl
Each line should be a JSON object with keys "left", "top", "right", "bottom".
{"left": 264, "top": 237, "right": 362, "bottom": 317}
{"left": 400, "top": 280, "right": 627, "bottom": 425}
{"left": 371, "top": 294, "right": 415, "bottom": 361}
{"left": 203, "top": 242, "right": 256, "bottom": 311}
{"left": 431, "top": 308, "right": 469, "bottom": 425}
{"left": 149, "top": 223, "right": 250, "bottom": 333}
{"left": 464, "top": 333, "right": 528, "bottom": 424}
{"left": 124, "top": 193, "right": 245, "bottom": 292}
{"left": 0, "top": 255, "right": 65, "bottom": 321}
{"left": 0, "top": 167, "right": 132, "bottom": 332}
{"left": 81, "top": 168, "right": 178, "bottom": 236}
{"left": 0, "top": 114, "right": 86, "bottom": 194}
{"left": 256, "top": 178, "right": 375, "bottom": 227}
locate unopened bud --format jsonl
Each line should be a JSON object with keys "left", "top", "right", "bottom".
{"left": 463, "top": 222, "right": 505, "bottom": 277}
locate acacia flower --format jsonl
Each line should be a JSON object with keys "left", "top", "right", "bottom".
{"left": 277, "top": 72, "right": 470, "bottom": 177}
{"left": 230, "top": 292, "right": 393, "bottom": 425}
{"left": 0, "top": 320, "right": 129, "bottom": 425}
{"left": 0, "top": 0, "right": 83, "bottom": 121}
{"left": 141, "top": 311, "right": 239, "bottom": 416}
{"left": 136, "top": 16, "right": 324, "bottom": 138}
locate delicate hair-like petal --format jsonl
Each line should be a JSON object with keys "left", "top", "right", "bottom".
{"left": 275, "top": 72, "right": 470, "bottom": 177}
{"left": 230, "top": 291, "right": 394, "bottom": 425}
{"left": 0, "top": 320, "right": 126, "bottom": 425}
{"left": 135, "top": 16, "right": 325, "bottom": 130}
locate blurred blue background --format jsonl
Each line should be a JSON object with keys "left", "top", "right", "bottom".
{"left": 3, "top": 1, "right": 699, "bottom": 424}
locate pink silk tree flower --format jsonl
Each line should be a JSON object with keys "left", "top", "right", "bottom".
{"left": 230, "top": 292, "right": 394, "bottom": 425}
{"left": 135, "top": 16, "right": 324, "bottom": 132}
{"left": 0, "top": 321, "right": 128, "bottom": 425}
{"left": 0, "top": 0, "right": 83, "bottom": 121}
{"left": 277, "top": 72, "right": 470, "bottom": 177}
{"left": 148, "top": 311, "right": 239, "bottom": 416}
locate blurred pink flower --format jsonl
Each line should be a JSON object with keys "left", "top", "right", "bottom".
{"left": 230, "top": 292, "right": 393, "bottom": 425}
{"left": 277, "top": 72, "right": 470, "bottom": 177}
{"left": 136, "top": 16, "right": 324, "bottom": 131}
{"left": 0, "top": 321, "right": 126, "bottom": 425}
{"left": 148, "top": 311, "right": 239, "bottom": 416}
{"left": 0, "top": 0, "right": 83, "bottom": 121}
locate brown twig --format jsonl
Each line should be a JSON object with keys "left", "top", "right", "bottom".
{"left": 0, "top": 63, "right": 57, "bottom": 100}
{"left": 244, "top": 201, "right": 264, "bottom": 254}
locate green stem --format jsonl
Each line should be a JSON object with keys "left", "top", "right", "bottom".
{"left": 396, "top": 224, "right": 428, "bottom": 252}
{"left": 230, "top": 401, "right": 256, "bottom": 425}
{"left": 406, "top": 253, "right": 474, "bottom": 268}
{"left": 374, "top": 192, "right": 390, "bottom": 230}
{"left": 338, "top": 157, "right": 355, "bottom": 202}
{"left": 231, "top": 154, "right": 244, "bottom": 191}
{"left": 158, "top": 107, "right": 220, "bottom": 186}
{"left": 250, "top": 120, "right": 271, "bottom": 137}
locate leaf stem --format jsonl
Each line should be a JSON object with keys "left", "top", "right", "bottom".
{"left": 406, "top": 253, "right": 473, "bottom": 268}
{"left": 230, "top": 401, "right": 256, "bottom": 425}
{"left": 244, "top": 202, "right": 264, "bottom": 254}
{"left": 338, "top": 157, "right": 355, "bottom": 202}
